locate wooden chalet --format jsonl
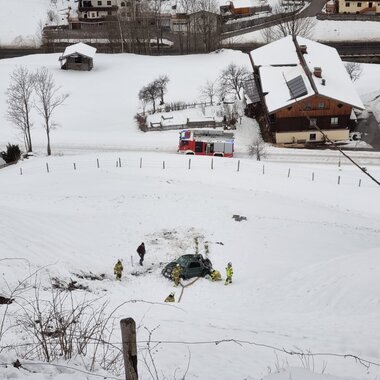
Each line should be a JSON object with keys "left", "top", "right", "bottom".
{"left": 59, "top": 42, "right": 97, "bottom": 71}
{"left": 247, "top": 35, "right": 364, "bottom": 144}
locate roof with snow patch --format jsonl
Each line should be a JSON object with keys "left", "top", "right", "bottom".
{"left": 249, "top": 35, "right": 364, "bottom": 113}
{"left": 60, "top": 42, "right": 97, "bottom": 60}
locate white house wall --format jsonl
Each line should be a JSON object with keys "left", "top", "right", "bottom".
{"left": 275, "top": 129, "right": 350, "bottom": 144}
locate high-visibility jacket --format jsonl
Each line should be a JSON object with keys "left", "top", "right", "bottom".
{"left": 225, "top": 265, "right": 233, "bottom": 278}
{"left": 211, "top": 270, "right": 222, "bottom": 281}
{"left": 114, "top": 261, "right": 123, "bottom": 275}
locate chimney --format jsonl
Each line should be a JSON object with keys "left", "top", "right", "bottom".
{"left": 314, "top": 67, "right": 322, "bottom": 78}
{"left": 299, "top": 45, "right": 307, "bottom": 54}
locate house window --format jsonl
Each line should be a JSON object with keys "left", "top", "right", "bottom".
{"left": 357, "top": 2, "right": 362, "bottom": 6}
{"left": 97, "top": 0, "right": 102, "bottom": 5}
{"left": 310, "top": 133, "right": 317, "bottom": 141}
{"left": 74, "top": 56, "right": 82, "bottom": 63}
{"left": 107, "top": 0, "right": 112, "bottom": 4}
{"left": 309, "top": 118, "right": 317, "bottom": 127}
{"left": 331, "top": 117, "right": 338, "bottom": 125}
{"left": 318, "top": 102, "right": 325, "bottom": 109}
{"left": 337, "top": 103, "right": 343, "bottom": 108}
{"left": 345, "top": 2, "right": 350, "bottom": 5}
{"left": 304, "top": 103, "right": 312, "bottom": 110}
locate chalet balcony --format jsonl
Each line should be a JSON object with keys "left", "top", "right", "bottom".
{"left": 78, "top": 5, "right": 118, "bottom": 12}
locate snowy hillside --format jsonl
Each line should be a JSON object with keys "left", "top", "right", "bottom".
{"left": 1, "top": 150, "right": 380, "bottom": 380}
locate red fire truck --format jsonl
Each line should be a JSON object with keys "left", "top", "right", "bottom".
{"left": 178, "top": 129, "right": 235, "bottom": 157}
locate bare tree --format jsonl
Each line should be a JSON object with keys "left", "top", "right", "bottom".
{"left": 34, "top": 67, "right": 69, "bottom": 156}
{"left": 261, "top": 1, "right": 315, "bottom": 43}
{"left": 138, "top": 81, "right": 160, "bottom": 113}
{"left": 248, "top": 135, "right": 267, "bottom": 161}
{"left": 345, "top": 62, "right": 363, "bottom": 82}
{"left": 190, "top": 0, "right": 221, "bottom": 53}
{"left": 6, "top": 66, "right": 35, "bottom": 153}
{"left": 200, "top": 80, "right": 218, "bottom": 105}
{"left": 219, "top": 63, "right": 249, "bottom": 100}
{"left": 155, "top": 75, "right": 170, "bottom": 105}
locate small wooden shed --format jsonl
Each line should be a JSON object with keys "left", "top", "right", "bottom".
{"left": 59, "top": 42, "right": 97, "bottom": 71}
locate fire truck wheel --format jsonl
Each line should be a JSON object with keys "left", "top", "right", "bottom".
{"left": 185, "top": 152, "right": 194, "bottom": 155}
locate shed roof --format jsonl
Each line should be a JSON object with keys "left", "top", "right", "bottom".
{"left": 60, "top": 42, "right": 97, "bottom": 60}
{"left": 249, "top": 35, "right": 364, "bottom": 113}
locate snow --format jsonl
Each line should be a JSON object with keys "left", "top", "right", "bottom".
{"left": 61, "top": 42, "right": 97, "bottom": 59}
{"left": 222, "top": 19, "right": 380, "bottom": 44}
{"left": 249, "top": 36, "right": 364, "bottom": 112}
{"left": 0, "top": 0, "right": 78, "bottom": 47}
{"left": 1, "top": 2, "right": 380, "bottom": 380}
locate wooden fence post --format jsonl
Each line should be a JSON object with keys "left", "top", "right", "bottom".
{"left": 119, "top": 157, "right": 122, "bottom": 167}
{"left": 188, "top": 158, "right": 191, "bottom": 170}
{"left": 312, "top": 172, "right": 314, "bottom": 181}
{"left": 73, "top": 163, "right": 76, "bottom": 170}
{"left": 97, "top": 158, "right": 100, "bottom": 168}
{"left": 262, "top": 164, "right": 265, "bottom": 175}
{"left": 287, "top": 168, "right": 290, "bottom": 178}
{"left": 211, "top": 158, "right": 213, "bottom": 170}
{"left": 140, "top": 157, "right": 142, "bottom": 168}
{"left": 338, "top": 175, "right": 341, "bottom": 185}
{"left": 46, "top": 163, "right": 49, "bottom": 173}
{"left": 163, "top": 161, "right": 165, "bottom": 169}
{"left": 120, "top": 318, "right": 138, "bottom": 380}
{"left": 237, "top": 160, "right": 240, "bottom": 172}
{"left": 20, "top": 167, "right": 23, "bottom": 175}
{"left": 358, "top": 179, "right": 362, "bottom": 187}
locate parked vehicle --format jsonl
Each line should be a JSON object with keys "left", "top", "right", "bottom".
{"left": 162, "top": 254, "right": 213, "bottom": 280}
{"left": 178, "top": 129, "right": 234, "bottom": 157}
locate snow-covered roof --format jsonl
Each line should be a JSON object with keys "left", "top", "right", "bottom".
{"left": 249, "top": 35, "right": 365, "bottom": 113}
{"left": 61, "top": 42, "right": 97, "bottom": 59}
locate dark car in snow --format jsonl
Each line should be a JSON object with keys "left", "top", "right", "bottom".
{"left": 161, "top": 254, "right": 213, "bottom": 280}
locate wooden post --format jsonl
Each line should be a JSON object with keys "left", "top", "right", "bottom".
{"left": 140, "top": 157, "right": 142, "bottom": 168}
{"left": 338, "top": 159, "right": 341, "bottom": 168}
{"left": 119, "top": 157, "right": 122, "bottom": 167}
{"left": 20, "top": 167, "right": 23, "bottom": 175}
{"left": 237, "top": 160, "right": 240, "bottom": 172}
{"left": 163, "top": 161, "right": 165, "bottom": 169}
{"left": 338, "top": 175, "right": 341, "bottom": 185}
{"left": 188, "top": 158, "right": 191, "bottom": 170}
{"left": 262, "top": 164, "right": 265, "bottom": 175}
{"left": 46, "top": 163, "right": 49, "bottom": 173}
{"left": 131, "top": 256, "right": 134, "bottom": 267}
{"left": 287, "top": 168, "right": 290, "bottom": 178}
{"left": 116, "top": 161, "right": 119, "bottom": 167}
{"left": 211, "top": 158, "right": 213, "bottom": 170}
{"left": 73, "top": 163, "right": 76, "bottom": 170}
{"left": 359, "top": 179, "right": 362, "bottom": 187}
{"left": 97, "top": 158, "right": 100, "bottom": 168}
{"left": 312, "top": 172, "right": 314, "bottom": 181}
{"left": 120, "top": 318, "right": 138, "bottom": 380}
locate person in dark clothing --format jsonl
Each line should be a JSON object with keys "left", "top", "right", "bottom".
{"left": 137, "top": 242, "right": 146, "bottom": 266}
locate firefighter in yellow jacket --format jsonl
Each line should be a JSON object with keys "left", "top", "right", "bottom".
{"left": 114, "top": 259, "right": 123, "bottom": 280}
{"left": 225, "top": 262, "right": 233, "bottom": 285}
{"left": 171, "top": 264, "right": 182, "bottom": 287}
{"left": 165, "top": 292, "right": 175, "bottom": 302}
{"left": 210, "top": 269, "right": 222, "bottom": 281}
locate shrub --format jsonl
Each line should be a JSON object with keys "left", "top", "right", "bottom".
{"left": 1, "top": 143, "right": 21, "bottom": 163}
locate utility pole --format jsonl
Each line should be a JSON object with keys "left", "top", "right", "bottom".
{"left": 120, "top": 318, "right": 138, "bottom": 380}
